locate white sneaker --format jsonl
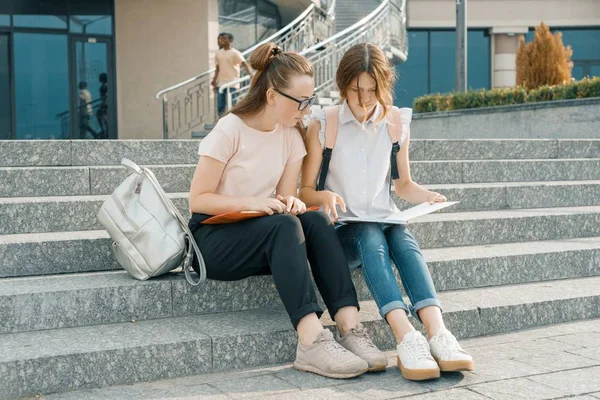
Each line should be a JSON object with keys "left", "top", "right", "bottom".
{"left": 428, "top": 328, "right": 474, "bottom": 372}
{"left": 396, "top": 330, "right": 440, "bottom": 381}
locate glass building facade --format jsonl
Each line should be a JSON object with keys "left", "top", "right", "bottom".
{"left": 0, "top": 0, "right": 116, "bottom": 140}
{"left": 218, "top": 0, "right": 281, "bottom": 52}
{"left": 394, "top": 29, "right": 491, "bottom": 107}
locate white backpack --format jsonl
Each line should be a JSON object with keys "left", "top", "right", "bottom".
{"left": 97, "top": 158, "right": 206, "bottom": 285}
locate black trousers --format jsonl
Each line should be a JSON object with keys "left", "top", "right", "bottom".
{"left": 189, "top": 211, "right": 359, "bottom": 329}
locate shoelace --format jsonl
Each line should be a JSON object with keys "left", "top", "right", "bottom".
{"left": 436, "top": 330, "right": 462, "bottom": 351}
{"left": 406, "top": 335, "right": 433, "bottom": 360}
{"left": 350, "top": 327, "right": 378, "bottom": 350}
{"left": 435, "top": 330, "right": 470, "bottom": 355}
{"left": 320, "top": 335, "right": 350, "bottom": 358}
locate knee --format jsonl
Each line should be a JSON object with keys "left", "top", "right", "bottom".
{"left": 354, "top": 223, "right": 387, "bottom": 252}
{"left": 386, "top": 226, "right": 419, "bottom": 251}
{"left": 299, "top": 210, "right": 332, "bottom": 228}
{"left": 271, "top": 214, "right": 303, "bottom": 236}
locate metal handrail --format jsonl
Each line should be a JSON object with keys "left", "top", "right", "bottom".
{"left": 219, "top": 0, "right": 337, "bottom": 96}
{"left": 156, "top": 1, "right": 336, "bottom": 139}
{"left": 302, "top": 0, "right": 387, "bottom": 54}
{"left": 155, "top": 3, "right": 316, "bottom": 100}
{"left": 222, "top": 0, "right": 408, "bottom": 108}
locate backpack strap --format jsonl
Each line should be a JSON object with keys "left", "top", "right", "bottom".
{"left": 317, "top": 106, "right": 340, "bottom": 191}
{"left": 385, "top": 106, "right": 403, "bottom": 181}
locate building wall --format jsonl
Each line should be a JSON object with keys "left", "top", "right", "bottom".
{"left": 400, "top": 0, "right": 600, "bottom": 103}
{"left": 407, "top": 0, "right": 600, "bottom": 28}
{"left": 114, "top": 0, "right": 219, "bottom": 139}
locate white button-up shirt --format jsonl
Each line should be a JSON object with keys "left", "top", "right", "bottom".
{"left": 311, "top": 101, "right": 411, "bottom": 219}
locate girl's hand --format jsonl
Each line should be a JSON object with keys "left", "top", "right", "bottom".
{"left": 427, "top": 191, "right": 447, "bottom": 205}
{"left": 319, "top": 191, "right": 346, "bottom": 222}
{"left": 276, "top": 195, "right": 307, "bottom": 215}
{"left": 246, "top": 197, "right": 286, "bottom": 215}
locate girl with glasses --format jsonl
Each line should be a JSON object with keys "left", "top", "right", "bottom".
{"left": 299, "top": 43, "right": 474, "bottom": 381}
{"left": 188, "top": 42, "right": 385, "bottom": 379}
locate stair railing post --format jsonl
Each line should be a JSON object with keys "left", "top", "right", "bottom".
{"left": 162, "top": 95, "right": 169, "bottom": 140}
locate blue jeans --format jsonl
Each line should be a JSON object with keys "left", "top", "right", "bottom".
{"left": 336, "top": 222, "right": 441, "bottom": 322}
{"left": 217, "top": 87, "right": 237, "bottom": 116}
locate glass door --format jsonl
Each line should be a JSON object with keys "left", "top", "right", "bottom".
{"left": 70, "top": 35, "right": 115, "bottom": 139}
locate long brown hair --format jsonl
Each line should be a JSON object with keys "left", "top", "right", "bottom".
{"left": 229, "top": 42, "right": 314, "bottom": 136}
{"left": 336, "top": 43, "right": 395, "bottom": 122}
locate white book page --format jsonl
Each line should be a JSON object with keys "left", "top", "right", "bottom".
{"left": 385, "top": 201, "right": 460, "bottom": 222}
{"left": 337, "top": 201, "right": 459, "bottom": 224}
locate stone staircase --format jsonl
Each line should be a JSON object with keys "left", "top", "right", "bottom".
{"left": 334, "top": 0, "right": 383, "bottom": 31}
{"left": 1, "top": 138, "right": 600, "bottom": 399}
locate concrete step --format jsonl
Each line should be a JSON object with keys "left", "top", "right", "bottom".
{"left": 1, "top": 236, "right": 599, "bottom": 333}
{"left": 2, "top": 206, "right": 600, "bottom": 277}
{"left": 3, "top": 158, "right": 600, "bottom": 197}
{"left": 413, "top": 158, "right": 600, "bottom": 185}
{"left": 0, "top": 139, "right": 201, "bottom": 167}
{"left": 317, "top": 97, "right": 334, "bottom": 106}
{"left": 0, "top": 193, "right": 190, "bottom": 235}
{"left": 2, "top": 276, "right": 600, "bottom": 399}
{"left": 4, "top": 180, "right": 600, "bottom": 235}
{"left": 398, "top": 180, "right": 600, "bottom": 213}
{"left": 1, "top": 139, "right": 598, "bottom": 167}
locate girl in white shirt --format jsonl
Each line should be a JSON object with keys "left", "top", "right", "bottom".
{"left": 300, "top": 43, "right": 474, "bottom": 381}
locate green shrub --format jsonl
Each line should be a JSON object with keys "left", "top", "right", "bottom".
{"left": 576, "top": 77, "right": 600, "bottom": 98}
{"left": 414, "top": 95, "right": 438, "bottom": 113}
{"left": 412, "top": 77, "right": 600, "bottom": 113}
{"left": 526, "top": 85, "right": 555, "bottom": 102}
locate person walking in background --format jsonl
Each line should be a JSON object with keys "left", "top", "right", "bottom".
{"left": 78, "top": 81, "right": 97, "bottom": 139}
{"left": 96, "top": 73, "right": 109, "bottom": 138}
{"left": 211, "top": 32, "right": 252, "bottom": 116}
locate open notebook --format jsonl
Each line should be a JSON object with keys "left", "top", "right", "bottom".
{"left": 337, "top": 201, "right": 460, "bottom": 225}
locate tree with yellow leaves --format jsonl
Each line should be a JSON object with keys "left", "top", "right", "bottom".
{"left": 516, "top": 22, "right": 573, "bottom": 90}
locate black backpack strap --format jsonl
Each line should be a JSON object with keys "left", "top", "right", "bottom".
{"left": 317, "top": 147, "right": 333, "bottom": 191}
{"left": 385, "top": 106, "right": 403, "bottom": 181}
{"left": 390, "top": 142, "right": 401, "bottom": 180}
{"left": 316, "top": 106, "right": 340, "bottom": 191}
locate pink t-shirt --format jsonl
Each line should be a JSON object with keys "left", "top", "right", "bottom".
{"left": 198, "top": 113, "right": 307, "bottom": 198}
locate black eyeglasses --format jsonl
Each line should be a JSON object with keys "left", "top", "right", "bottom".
{"left": 274, "top": 88, "right": 317, "bottom": 111}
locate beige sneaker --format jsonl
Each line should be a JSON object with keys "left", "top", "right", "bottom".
{"left": 293, "top": 329, "right": 369, "bottom": 379}
{"left": 336, "top": 323, "right": 387, "bottom": 371}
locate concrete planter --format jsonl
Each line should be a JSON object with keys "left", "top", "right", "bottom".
{"left": 412, "top": 97, "right": 600, "bottom": 139}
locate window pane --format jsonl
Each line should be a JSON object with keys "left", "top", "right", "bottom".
{"left": 590, "top": 64, "right": 600, "bottom": 78}
{"left": 13, "top": 15, "right": 67, "bottom": 29}
{"left": 0, "top": 34, "right": 10, "bottom": 139}
{"left": 257, "top": 14, "right": 277, "bottom": 41}
{"left": 395, "top": 31, "right": 428, "bottom": 107}
{"left": 559, "top": 29, "right": 600, "bottom": 61}
{"left": 430, "top": 31, "right": 455, "bottom": 93}
{"left": 70, "top": 15, "right": 112, "bottom": 35}
{"left": 69, "top": 0, "right": 112, "bottom": 15}
{"left": 467, "top": 30, "right": 490, "bottom": 90}
{"left": 219, "top": 0, "right": 257, "bottom": 51}
{"left": 572, "top": 64, "right": 585, "bottom": 80}
{"left": 11, "top": 0, "right": 67, "bottom": 15}
{"left": 0, "top": 15, "right": 9, "bottom": 26}
{"left": 429, "top": 30, "right": 490, "bottom": 95}
{"left": 74, "top": 40, "right": 110, "bottom": 139}
{"left": 14, "top": 33, "right": 69, "bottom": 140}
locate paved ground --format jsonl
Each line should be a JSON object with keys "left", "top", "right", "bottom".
{"left": 28, "top": 318, "right": 600, "bottom": 400}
